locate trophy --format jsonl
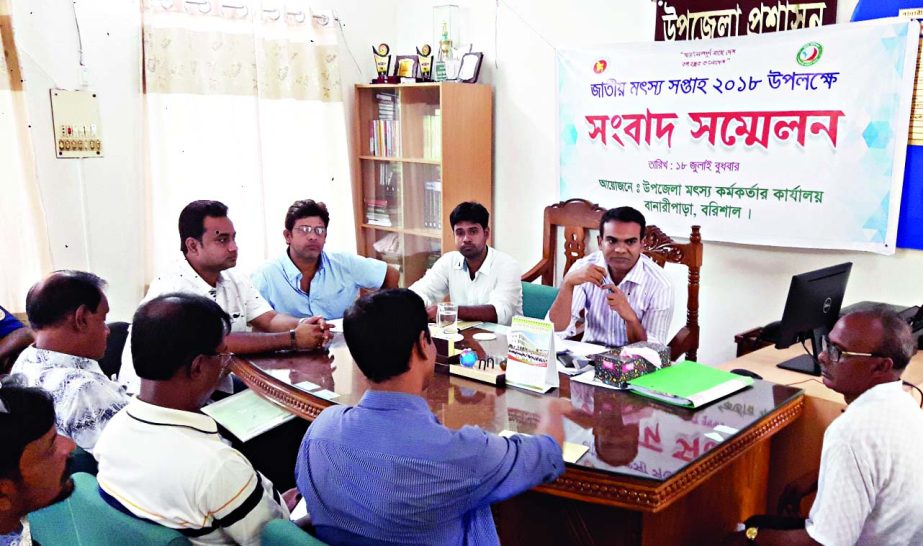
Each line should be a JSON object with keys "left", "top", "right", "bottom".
{"left": 372, "top": 43, "right": 393, "bottom": 84}
{"left": 416, "top": 44, "right": 433, "bottom": 81}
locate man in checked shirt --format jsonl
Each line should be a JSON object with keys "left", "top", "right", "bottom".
{"left": 548, "top": 206, "right": 673, "bottom": 347}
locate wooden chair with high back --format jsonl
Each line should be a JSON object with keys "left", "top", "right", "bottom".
{"left": 522, "top": 198, "right": 703, "bottom": 361}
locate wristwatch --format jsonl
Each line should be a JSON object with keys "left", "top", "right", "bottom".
{"left": 745, "top": 526, "right": 759, "bottom": 544}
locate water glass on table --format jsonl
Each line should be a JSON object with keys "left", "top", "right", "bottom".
{"left": 437, "top": 302, "right": 458, "bottom": 334}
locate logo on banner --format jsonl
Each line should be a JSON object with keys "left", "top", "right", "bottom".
{"left": 593, "top": 59, "right": 607, "bottom": 73}
{"left": 796, "top": 42, "right": 823, "bottom": 67}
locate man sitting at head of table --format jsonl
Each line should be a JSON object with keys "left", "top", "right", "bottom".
{"left": 118, "top": 200, "right": 332, "bottom": 394}
{"left": 251, "top": 199, "right": 399, "bottom": 320}
{"left": 723, "top": 307, "right": 923, "bottom": 546}
{"left": 96, "top": 293, "right": 289, "bottom": 545}
{"left": 408, "top": 201, "right": 522, "bottom": 326}
{"left": 294, "top": 288, "right": 575, "bottom": 546}
{"left": 547, "top": 206, "right": 673, "bottom": 347}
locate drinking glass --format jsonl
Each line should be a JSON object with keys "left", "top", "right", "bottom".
{"left": 437, "top": 302, "right": 458, "bottom": 334}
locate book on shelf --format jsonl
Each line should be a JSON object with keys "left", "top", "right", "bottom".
{"left": 422, "top": 108, "right": 442, "bottom": 160}
{"left": 370, "top": 92, "right": 401, "bottom": 157}
{"left": 365, "top": 163, "right": 401, "bottom": 226}
{"left": 423, "top": 180, "right": 442, "bottom": 229}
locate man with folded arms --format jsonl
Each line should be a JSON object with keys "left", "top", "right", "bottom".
{"left": 409, "top": 202, "right": 522, "bottom": 325}
{"left": 119, "top": 200, "right": 331, "bottom": 393}
{"left": 252, "top": 199, "right": 399, "bottom": 319}
{"left": 724, "top": 307, "right": 923, "bottom": 545}
{"left": 11, "top": 271, "right": 128, "bottom": 453}
{"left": 548, "top": 206, "right": 673, "bottom": 347}
{"left": 0, "top": 384, "right": 77, "bottom": 546}
{"left": 295, "top": 289, "right": 573, "bottom": 546}
{"left": 96, "top": 293, "right": 288, "bottom": 545}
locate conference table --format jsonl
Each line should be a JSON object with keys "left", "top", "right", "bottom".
{"left": 230, "top": 326, "right": 804, "bottom": 546}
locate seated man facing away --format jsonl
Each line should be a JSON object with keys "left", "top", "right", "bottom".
{"left": 0, "top": 305, "right": 33, "bottom": 374}
{"left": 409, "top": 202, "right": 522, "bottom": 325}
{"left": 96, "top": 293, "right": 288, "bottom": 545}
{"left": 10, "top": 271, "right": 128, "bottom": 453}
{"left": 252, "top": 199, "right": 399, "bottom": 319}
{"left": 119, "top": 199, "right": 331, "bottom": 393}
{"left": 548, "top": 206, "right": 673, "bottom": 347}
{"left": 295, "top": 289, "right": 573, "bottom": 546}
{"left": 0, "top": 383, "right": 77, "bottom": 546}
{"left": 725, "top": 307, "right": 923, "bottom": 546}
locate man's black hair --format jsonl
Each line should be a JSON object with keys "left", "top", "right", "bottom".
{"left": 343, "top": 289, "right": 431, "bottom": 383}
{"left": 131, "top": 293, "right": 231, "bottom": 381}
{"left": 178, "top": 200, "right": 229, "bottom": 253}
{"left": 285, "top": 199, "right": 330, "bottom": 230}
{"left": 0, "top": 383, "right": 56, "bottom": 480}
{"left": 25, "top": 270, "right": 107, "bottom": 330}
{"left": 449, "top": 202, "right": 490, "bottom": 230}
{"left": 599, "top": 206, "right": 647, "bottom": 239}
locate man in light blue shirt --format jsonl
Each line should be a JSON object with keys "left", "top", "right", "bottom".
{"left": 252, "top": 200, "right": 399, "bottom": 319}
{"left": 295, "top": 289, "right": 573, "bottom": 546}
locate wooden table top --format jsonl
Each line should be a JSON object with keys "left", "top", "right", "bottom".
{"left": 231, "top": 327, "right": 803, "bottom": 512}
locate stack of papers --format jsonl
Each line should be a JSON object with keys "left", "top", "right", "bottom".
{"left": 202, "top": 390, "right": 296, "bottom": 442}
{"left": 627, "top": 361, "right": 754, "bottom": 408}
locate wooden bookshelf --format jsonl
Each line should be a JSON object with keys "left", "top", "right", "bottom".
{"left": 352, "top": 82, "right": 493, "bottom": 286}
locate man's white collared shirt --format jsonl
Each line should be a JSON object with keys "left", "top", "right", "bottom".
{"left": 10, "top": 346, "right": 129, "bottom": 453}
{"left": 119, "top": 258, "right": 273, "bottom": 393}
{"left": 806, "top": 380, "right": 923, "bottom": 546}
{"left": 408, "top": 247, "right": 522, "bottom": 325}
{"left": 94, "top": 397, "right": 288, "bottom": 545}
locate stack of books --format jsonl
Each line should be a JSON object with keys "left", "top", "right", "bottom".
{"left": 423, "top": 179, "right": 442, "bottom": 229}
{"left": 365, "top": 163, "right": 401, "bottom": 226}
{"left": 370, "top": 92, "right": 401, "bottom": 157}
{"left": 422, "top": 108, "right": 441, "bottom": 160}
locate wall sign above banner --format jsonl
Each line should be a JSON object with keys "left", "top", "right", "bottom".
{"left": 655, "top": 0, "right": 837, "bottom": 41}
{"left": 559, "top": 19, "right": 920, "bottom": 254}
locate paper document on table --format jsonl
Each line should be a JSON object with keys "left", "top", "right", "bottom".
{"left": 557, "top": 338, "right": 607, "bottom": 356}
{"left": 327, "top": 318, "right": 344, "bottom": 333}
{"left": 499, "top": 430, "right": 589, "bottom": 464}
{"left": 202, "top": 390, "right": 295, "bottom": 442}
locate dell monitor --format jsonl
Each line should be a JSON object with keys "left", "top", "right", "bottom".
{"left": 775, "top": 262, "right": 853, "bottom": 375}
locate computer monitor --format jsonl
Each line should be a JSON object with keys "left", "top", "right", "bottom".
{"left": 775, "top": 262, "right": 853, "bottom": 375}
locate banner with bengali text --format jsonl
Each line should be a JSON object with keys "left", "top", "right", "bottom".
{"left": 558, "top": 19, "right": 919, "bottom": 254}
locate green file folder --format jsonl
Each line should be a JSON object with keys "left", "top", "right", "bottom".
{"left": 627, "top": 361, "right": 754, "bottom": 408}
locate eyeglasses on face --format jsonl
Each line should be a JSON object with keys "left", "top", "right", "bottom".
{"left": 820, "top": 335, "right": 877, "bottom": 364}
{"left": 208, "top": 352, "right": 236, "bottom": 376}
{"left": 292, "top": 225, "right": 327, "bottom": 236}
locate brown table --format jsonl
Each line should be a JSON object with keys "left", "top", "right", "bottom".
{"left": 231, "top": 327, "right": 803, "bottom": 546}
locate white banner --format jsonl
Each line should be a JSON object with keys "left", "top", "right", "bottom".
{"left": 558, "top": 19, "right": 919, "bottom": 254}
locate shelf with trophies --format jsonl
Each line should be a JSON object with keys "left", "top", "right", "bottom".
{"left": 352, "top": 43, "right": 492, "bottom": 287}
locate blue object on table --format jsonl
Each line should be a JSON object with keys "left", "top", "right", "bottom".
{"left": 459, "top": 348, "right": 477, "bottom": 367}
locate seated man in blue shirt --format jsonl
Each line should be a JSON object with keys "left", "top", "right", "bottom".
{"left": 295, "top": 289, "right": 573, "bottom": 546}
{"left": 252, "top": 199, "right": 399, "bottom": 320}
{"left": 0, "top": 305, "right": 33, "bottom": 374}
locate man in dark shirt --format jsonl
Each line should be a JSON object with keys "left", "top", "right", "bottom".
{"left": 0, "top": 305, "right": 33, "bottom": 374}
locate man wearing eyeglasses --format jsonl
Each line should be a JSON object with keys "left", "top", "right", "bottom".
{"left": 119, "top": 200, "right": 333, "bottom": 395}
{"left": 252, "top": 199, "right": 399, "bottom": 320}
{"left": 724, "top": 307, "right": 923, "bottom": 546}
{"left": 95, "top": 293, "right": 288, "bottom": 545}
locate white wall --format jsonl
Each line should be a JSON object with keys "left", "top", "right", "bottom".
{"left": 14, "top": 0, "right": 922, "bottom": 366}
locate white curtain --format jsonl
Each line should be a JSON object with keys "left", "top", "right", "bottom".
{"left": 0, "top": 0, "right": 51, "bottom": 311}
{"left": 142, "top": 0, "right": 354, "bottom": 280}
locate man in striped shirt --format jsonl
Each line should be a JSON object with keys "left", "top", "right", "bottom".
{"left": 548, "top": 207, "right": 673, "bottom": 347}
{"left": 95, "top": 293, "right": 288, "bottom": 545}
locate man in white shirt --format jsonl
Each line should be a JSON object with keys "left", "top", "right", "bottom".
{"left": 96, "top": 293, "right": 288, "bottom": 545}
{"left": 409, "top": 202, "right": 522, "bottom": 325}
{"left": 119, "top": 200, "right": 332, "bottom": 392}
{"left": 724, "top": 307, "right": 923, "bottom": 546}
{"left": 10, "top": 271, "right": 128, "bottom": 453}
